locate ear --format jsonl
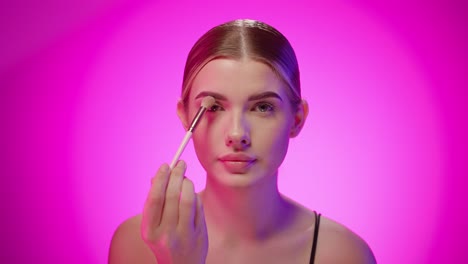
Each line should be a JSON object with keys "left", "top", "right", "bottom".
{"left": 290, "top": 99, "right": 309, "bottom": 138}
{"left": 176, "top": 99, "right": 189, "bottom": 131}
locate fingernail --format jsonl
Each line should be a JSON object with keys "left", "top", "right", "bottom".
{"left": 178, "top": 160, "right": 186, "bottom": 169}
{"left": 160, "top": 163, "right": 169, "bottom": 173}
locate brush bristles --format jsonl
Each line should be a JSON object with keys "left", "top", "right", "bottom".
{"left": 201, "top": 96, "right": 216, "bottom": 109}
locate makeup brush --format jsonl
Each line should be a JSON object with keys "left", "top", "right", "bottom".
{"left": 169, "top": 96, "right": 216, "bottom": 169}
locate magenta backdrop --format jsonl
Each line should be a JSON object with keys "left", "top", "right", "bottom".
{"left": 1, "top": 0, "right": 466, "bottom": 263}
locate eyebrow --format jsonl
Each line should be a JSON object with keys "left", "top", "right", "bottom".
{"left": 195, "top": 91, "right": 283, "bottom": 102}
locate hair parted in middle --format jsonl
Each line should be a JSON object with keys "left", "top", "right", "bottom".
{"left": 181, "top": 19, "right": 302, "bottom": 110}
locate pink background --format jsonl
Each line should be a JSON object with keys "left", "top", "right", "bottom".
{"left": 1, "top": 0, "right": 466, "bottom": 263}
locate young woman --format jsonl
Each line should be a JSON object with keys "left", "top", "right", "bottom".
{"left": 109, "top": 19, "right": 376, "bottom": 264}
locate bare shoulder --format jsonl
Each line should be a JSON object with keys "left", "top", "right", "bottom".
{"left": 316, "top": 215, "right": 376, "bottom": 264}
{"left": 108, "top": 214, "right": 157, "bottom": 264}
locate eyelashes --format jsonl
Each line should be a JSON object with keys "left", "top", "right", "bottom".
{"left": 207, "top": 102, "right": 276, "bottom": 113}
{"left": 207, "top": 103, "right": 223, "bottom": 112}
{"left": 254, "top": 103, "right": 274, "bottom": 113}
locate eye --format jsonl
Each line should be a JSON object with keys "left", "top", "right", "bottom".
{"left": 253, "top": 102, "right": 274, "bottom": 113}
{"left": 207, "top": 103, "right": 223, "bottom": 112}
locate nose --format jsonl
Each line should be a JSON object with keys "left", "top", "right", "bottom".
{"left": 225, "top": 111, "right": 251, "bottom": 150}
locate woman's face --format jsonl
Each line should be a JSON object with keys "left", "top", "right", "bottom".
{"left": 180, "top": 58, "right": 304, "bottom": 188}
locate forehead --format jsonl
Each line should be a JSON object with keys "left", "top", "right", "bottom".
{"left": 189, "top": 58, "right": 287, "bottom": 101}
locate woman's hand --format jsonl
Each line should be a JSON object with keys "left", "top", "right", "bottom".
{"left": 141, "top": 161, "right": 208, "bottom": 264}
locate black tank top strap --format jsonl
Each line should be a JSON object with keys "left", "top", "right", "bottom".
{"left": 309, "top": 211, "right": 321, "bottom": 264}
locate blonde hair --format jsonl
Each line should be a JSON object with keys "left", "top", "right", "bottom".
{"left": 182, "top": 19, "right": 301, "bottom": 110}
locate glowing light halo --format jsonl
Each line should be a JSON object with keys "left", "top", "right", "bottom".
{"left": 72, "top": 1, "right": 443, "bottom": 262}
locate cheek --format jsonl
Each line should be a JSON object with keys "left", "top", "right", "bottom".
{"left": 191, "top": 119, "right": 220, "bottom": 163}
{"left": 191, "top": 132, "right": 211, "bottom": 173}
{"left": 192, "top": 127, "right": 212, "bottom": 152}
{"left": 254, "top": 118, "right": 292, "bottom": 161}
{"left": 268, "top": 128, "right": 291, "bottom": 160}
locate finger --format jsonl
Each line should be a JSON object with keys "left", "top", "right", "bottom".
{"left": 160, "top": 160, "right": 186, "bottom": 227}
{"left": 194, "top": 193, "right": 206, "bottom": 229}
{"left": 178, "top": 177, "right": 196, "bottom": 231}
{"left": 142, "top": 163, "right": 170, "bottom": 232}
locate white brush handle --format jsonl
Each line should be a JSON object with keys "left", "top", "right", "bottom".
{"left": 169, "top": 131, "right": 193, "bottom": 169}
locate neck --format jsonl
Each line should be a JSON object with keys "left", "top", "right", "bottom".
{"left": 200, "top": 173, "right": 294, "bottom": 244}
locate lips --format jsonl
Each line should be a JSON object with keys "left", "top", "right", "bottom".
{"left": 218, "top": 153, "right": 257, "bottom": 174}
{"left": 219, "top": 153, "right": 257, "bottom": 162}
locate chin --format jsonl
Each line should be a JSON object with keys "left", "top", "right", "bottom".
{"left": 215, "top": 173, "right": 260, "bottom": 188}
